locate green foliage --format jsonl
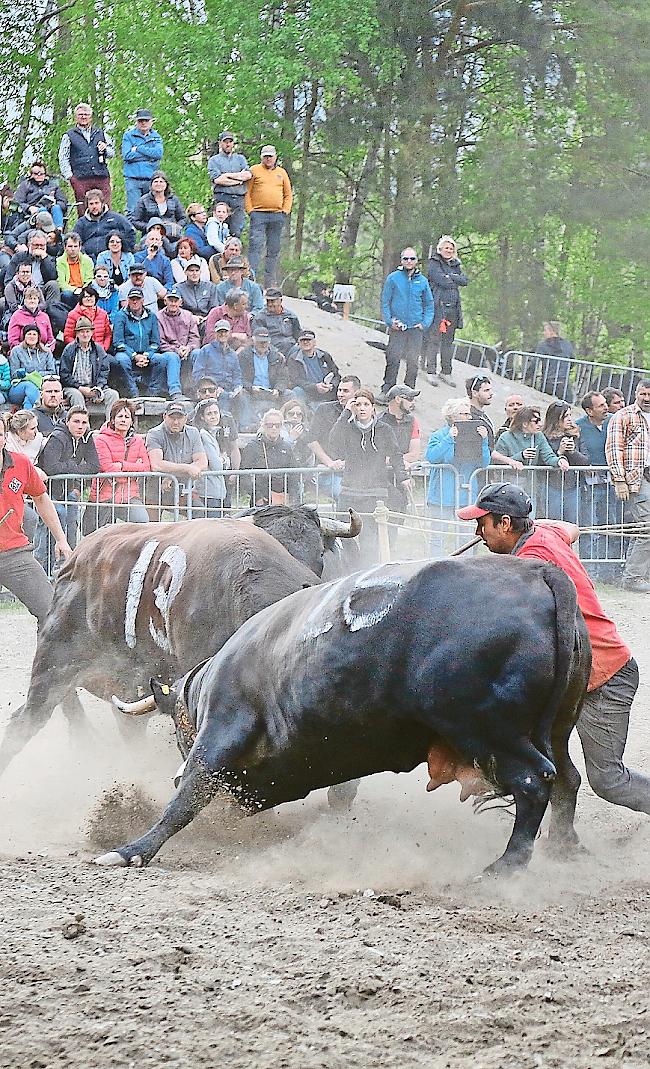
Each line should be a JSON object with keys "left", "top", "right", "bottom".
{"left": 2, "top": 0, "right": 649, "bottom": 365}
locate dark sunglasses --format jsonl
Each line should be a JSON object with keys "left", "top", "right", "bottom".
{"left": 470, "top": 375, "right": 490, "bottom": 391}
{"left": 529, "top": 414, "right": 542, "bottom": 423}
{"left": 402, "top": 255, "right": 417, "bottom": 261}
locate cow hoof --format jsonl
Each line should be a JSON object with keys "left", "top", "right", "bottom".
{"left": 93, "top": 851, "right": 128, "bottom": 867}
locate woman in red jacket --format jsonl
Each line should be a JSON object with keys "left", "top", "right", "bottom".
{"left": 83, "top": 398, "right": 151, "bottom": 534}
{"left": 63, "top": 285, "right": 112, "bottom": 349}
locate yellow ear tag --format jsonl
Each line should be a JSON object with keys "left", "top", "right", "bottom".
{"left": 161, "top": 684, "right": 170, "bottom": 695}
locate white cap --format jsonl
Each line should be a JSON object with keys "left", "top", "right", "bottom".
{"left": 261, "top": 145, "right": 277, "bottom": 156}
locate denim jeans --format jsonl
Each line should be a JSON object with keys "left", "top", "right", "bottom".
{"left": 110, "top": 351, "right": 181, "bottom": 397}
{"left": 576, "top": 659, "right": 650, "bottom": 814}
{"left": 623, "top": 478, "right": 650, "bottom": 582}
{"left": 248, "top": 211, "right": 285, "bottom": 286}
{"left": 8, "top": 381, "right": 41, "bottom": 409}
{"left": 124, "top": 176, "right": 152, "bottom": 215}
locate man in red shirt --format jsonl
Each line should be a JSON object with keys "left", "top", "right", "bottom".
{"left": 457, "top": 481, "right": 650, "bottom": 816}
{"left": 0, "top": 413, "right": 72, "bottom": 626}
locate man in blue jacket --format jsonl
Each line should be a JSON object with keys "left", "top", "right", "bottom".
{"left": 121, "top": 109, "right": 164, "bottom": 214}
{"left": 379, "top": 248, "right": 434, "bottom": 400}
{"left": 112, "top": 288, "right": 182, "bottom": 399}
{"left": 190, "top": 319, "right": 243, "bottom": 418}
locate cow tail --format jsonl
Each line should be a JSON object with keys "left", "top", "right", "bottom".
{"left": 537, "top": 563, "right": 579, "bottom": 760}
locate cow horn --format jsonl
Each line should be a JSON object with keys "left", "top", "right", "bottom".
{"left": 319, "top": 509, "right": 362, "bottom": 539}
{"left": 111, "top": 694, "right": 157, "bottom": 716}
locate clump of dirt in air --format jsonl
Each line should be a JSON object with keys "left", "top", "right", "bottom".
{"left": 85, "top": 783, "right": 160, "bottom": 848}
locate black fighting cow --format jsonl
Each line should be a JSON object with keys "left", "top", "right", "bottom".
{"left": 101, "top": 556, "right": 591, "bottom": 876}
{"left": 245, "top": 504, "right": 361, "bottom": 580}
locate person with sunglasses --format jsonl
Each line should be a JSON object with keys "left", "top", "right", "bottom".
{"left": 465, "top": 373, "right": 521, "bottom": 470}
{"left": 378, "top": 248, "right": 434, "bottom": 400}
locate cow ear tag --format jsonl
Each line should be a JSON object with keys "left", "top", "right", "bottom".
{"left": 161, "top": 684, "right": 170, "bottom": 695}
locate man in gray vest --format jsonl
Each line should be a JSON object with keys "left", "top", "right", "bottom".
{"left": 58, "top": 102, "right": 114, "bottom": 217}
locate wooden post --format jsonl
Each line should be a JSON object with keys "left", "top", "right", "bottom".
{"left": 374, "top": 499, "right": 391, "bottom": 563}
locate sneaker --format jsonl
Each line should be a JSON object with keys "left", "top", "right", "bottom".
{"left": 620, "top": 577, "right": 650, "bottom": 593}
{"left": 427, "top": 374, "right": 440, "bottom": 387}
{"left": 438, "top": 374, "right": 456, "bottom": 388}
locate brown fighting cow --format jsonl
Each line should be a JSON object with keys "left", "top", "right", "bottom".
{"left": 0, "top": 518, "right": 323, "bottom": 776}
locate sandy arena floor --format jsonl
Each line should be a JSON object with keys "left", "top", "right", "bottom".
{"left": 1, "top": 587, "right": 650, "bottom": 1069}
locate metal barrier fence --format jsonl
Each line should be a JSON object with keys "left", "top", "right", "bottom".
{"left": 455, "top": 345, "right": 647, "bottom": 405}
{"left": 31, "top": 463, "right": 631, "bottom": 579}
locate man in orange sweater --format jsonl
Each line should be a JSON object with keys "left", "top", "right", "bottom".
{"left": 244, "top": 145, "right": 293, "bottom": 287}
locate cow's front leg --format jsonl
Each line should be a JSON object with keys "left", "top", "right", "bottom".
{"left": 480, "top": 752, "right": 556, "bottom": 878}
{"left": 93, "top": 752, "right": 219, "bottom": 868}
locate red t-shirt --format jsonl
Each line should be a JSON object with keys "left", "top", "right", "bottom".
{"left": 0, "top": 451, "right": 47, "bottom": 551}
{"left": 513, "top": 522, "right": 630, "bottom": 691}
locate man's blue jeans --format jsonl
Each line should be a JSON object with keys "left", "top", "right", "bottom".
{"left": 111, "top": 351, "right": 182, "bottom": 397}
{"left": 248, "top": 211, "right": 286, "bottom": 286}
{"left": 125, "top": 176, "right": 152, "bottom": 216}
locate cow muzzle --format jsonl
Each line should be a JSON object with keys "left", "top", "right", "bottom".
{"left": 319, "top": 509, "right": 362, "bottom": 539}
{"left": 111, "top": 694, "right": 157, "bottom": 716}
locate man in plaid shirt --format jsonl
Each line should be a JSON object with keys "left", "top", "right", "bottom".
{"left": 605, "top": 380, "right": 650, "bottom": 592}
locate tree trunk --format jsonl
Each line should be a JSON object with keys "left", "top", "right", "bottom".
{"left": 293, "top": 80, "right": 319, "bottom": 260}
{"left": 337, "top": 122, "right": 384, "bottom": 283}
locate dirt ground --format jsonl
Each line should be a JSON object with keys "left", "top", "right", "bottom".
{"left": 2, "top": 589, "right": 650, "bottom": 1069}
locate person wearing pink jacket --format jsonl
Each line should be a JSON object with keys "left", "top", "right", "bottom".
{"left": 7, "top": 288, "right": 55, "bottom": 351}
{"left": 83, "top": 398, "right": 151, "bottom": 534}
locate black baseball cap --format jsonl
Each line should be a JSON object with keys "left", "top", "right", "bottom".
{"left": 265, "top": 287, "right": 282, "bottom": 299}
{"left": 457, "top": 482, "right": 533, "bottom": 521}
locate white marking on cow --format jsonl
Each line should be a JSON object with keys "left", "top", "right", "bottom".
{"left": 148, "top": 545, "right": 188, "bottom": 652}
{"left": 124, "top": 540, "right": 159, "bottom": 649}
{"left": 302, "top": 621, "right": 334, "bottom": 642}
{"left": 342, "top": 571, "right": 404, "bottom": 633}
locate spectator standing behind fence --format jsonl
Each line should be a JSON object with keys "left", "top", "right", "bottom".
{"left": 577, "top": 391, "right": 620, "bottom": 580}
{"left": 605, "top": 380, "right": 650, "bottom": 592}
{"left": 542, "top": 400, "right": 589, "bottom": 523}
{"left": 603, "top": 387, "right": 625, "bottom": 414}
{"left": 328, "top": 388, "right": 410, "bottom": 565}
{"left": 495, "top": 405, "right": 569, "bottom": 512}
{"left": 59, "top": 103, "right": 114, "bottom": 215}
{"left": 423, "top": 236, "right": 468, "bottom": 388}
{"left": 240, "top": 409, "right": 298, "bottom": 507}
{"left": 425, "top": 397, "right": 491, "bottom": 553}
{"left": 83, "top": 399, "right": 151, "bottom": 534}
{"left": 534, "top": 321, "right": 573, "bottom": 400}
{"left": 379, "top": 248, "right": 434, "bottom": 400}
{"left": 244, "top": 145, "right": 292, "bottom": 287}
{"left": 190, "top": 399, "right": 227, "bottom": 517}
{"left": 145, "top": 400, "right": 208, "bottom": 516}
{"left": 121, "top": 110, "right": 164, "bottom": 216}
{"left": 37, "top": 406, "right": 100, "bottom": 570}
{"left": 496, "top": 393, "right": 524, "bottom": 438}
{"left": 306, "top": 375, "right": 361, "bottom": 474}
{"left": 207, "top": 132, "right": 252, "bottom": 238}
{"left": 465, "top": 373, "right": 521, "bottom": 471}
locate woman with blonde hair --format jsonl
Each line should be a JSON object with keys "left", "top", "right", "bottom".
{"left": 424, "top": 234, "right": 469, "bottom": 388}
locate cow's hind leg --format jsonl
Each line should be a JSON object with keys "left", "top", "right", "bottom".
{"left": 94, "top": 713, "right": 258, "bottom": 868}
{"left": 479, "top": 748, "right": 556, "bottom": 878}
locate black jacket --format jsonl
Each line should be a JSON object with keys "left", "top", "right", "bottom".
{"left": 131, "top": 192, "right": 187, "bottom": 236}
{"left": 250, "top": 307, "right": 301, "bottom": 355}
{"left": 74, "top": 209, "right": 136, "bottom": 261}
{"left": 59, "top": 340, "right": 110, "bottom": 390}
{"left": 5, "top": 251, "right": 58, "bottom": 285}
{"left": 39, "top": 424, "right": 100, "bottom": 492}
{"left": 238, "top": 344, "right": 288, "bottom": 393}
{"left": 285, "top": 345, "right": 340, "bottom": 400}
{"left": 240, "top": 434, "right": 298, "bottom": 503}
{"left": 14, "top": 176, "right": 68, "bottom": 217}
{"left": 328, "top": 412, "right": 407, "bottom": 495}
{"left": 426, "top": 253, "right": 468, "bottom": 330}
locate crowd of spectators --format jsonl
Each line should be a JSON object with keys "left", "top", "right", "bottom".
{"left": 0, "top": 103, "right": 647, "bottom": 590}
